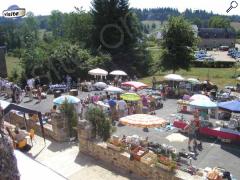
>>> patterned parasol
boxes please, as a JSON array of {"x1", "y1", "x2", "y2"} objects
[{"x1": 119, "y1": 114, "x2": 166, "y2": 128}]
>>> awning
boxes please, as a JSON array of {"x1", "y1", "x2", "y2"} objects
[
  {"x1": 218, "y1": 100, "x2": 240, "y2": 113},
  {"x1": 3, "y1": 103, "x2": 46, "y2": 143}
]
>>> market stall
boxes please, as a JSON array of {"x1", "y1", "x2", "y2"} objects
[
  {"x1": 88, "y1": 68, "x2": 108, "y2": 80},
  {"x1": 163, "y1": 74, "x2": 185, "y2": 97},
  {"x1": 48, "y1": 84, "x2": 69, "y2": 93},
  {"x1": 177, "y1": 99, "x2": 191, "y2": 113},
  {"x1": 173, "y1": 98, "x2": 240, "y2": 142},
  {"x1": 187, "y1": 78, "x2": 201, "y2": 92}
]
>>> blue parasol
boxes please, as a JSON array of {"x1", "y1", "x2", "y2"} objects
[
  {"x1": 218, "y1": 100, "x2": 240, "y2": 113},
  {"x1": 53, "y1": 95, "x2": 80, "y2": 105}
]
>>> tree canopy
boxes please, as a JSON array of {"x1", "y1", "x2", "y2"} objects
[
  {"x1": 159, "y1": 16, "x2": 197, "y2": 73},
  {"x1": 91, "y1": 0, "x2": 150, "y2": 76},
  {"x1": 209, "y1": 16, "x2": 231, "y2": 28}
]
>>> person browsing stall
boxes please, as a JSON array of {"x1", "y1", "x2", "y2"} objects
[{"x1": 117, "y1": 97, "x2": 127, "y2": 118}]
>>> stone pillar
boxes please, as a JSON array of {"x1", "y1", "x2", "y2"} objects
[
  {"x1": 51, "y1": 112, "x2": 70, "y2": 141},
  {"x1": 0, "y1": 46, "x2": 7, "y2": 78},
  {"x1": 77, "y1": 119, "x2": 94, "y2": 153}
]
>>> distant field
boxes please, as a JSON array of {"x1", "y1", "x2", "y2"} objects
[
  {"x1": 147, "y1": 46, "x2": 162, "y2": 62},
  {"x1": 140, "y1": 67, "x2": 237, "y2": 88},
  {"x1": 5, "y1": 56, "x2": 22, "y2": 77}
]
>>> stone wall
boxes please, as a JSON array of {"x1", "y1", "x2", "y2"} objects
[
  {"x1": 0, "y1": 46, "x2": 7, "y2": 78},
  {"x1": 51, "y1": 112, "x2": 70, "y2": 141},
  {"x1": 6, "y1": 112, "x2": 70, "y2": 141},
  {"x1": 78, "y1": 120, "x2": 201, "y2": 180}
]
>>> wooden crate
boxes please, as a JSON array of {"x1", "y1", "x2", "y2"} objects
[
  {"x1": 107, "y1": 143, "x2": 122, "y2": 152},
  {"x1": 141, "y1": 151, "x2": 158, "y2": 165},
  {"x1": 131, "y1": 146, "x2": 149, "y2": 161}
]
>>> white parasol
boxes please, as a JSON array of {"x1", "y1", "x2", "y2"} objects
[
  {"x1": 110, "y1": 70, "x2": 127, "y2": 76},
  {"x1": 164, "y1": 74, "x2": 184, "y2": 81},
  {"x1": 103, "y1": 86, "x2": 124, "y2": 93},
  {"x1": 88, "y1": 68, "x2": 108, "y2": 76},
  {"x1": 93, "y1": 82, "x2": 108, "y2": 88}
]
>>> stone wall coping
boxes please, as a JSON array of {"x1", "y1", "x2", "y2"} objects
[{"x1": 85, "y1": 140, "x2": 203, "y2": 180}]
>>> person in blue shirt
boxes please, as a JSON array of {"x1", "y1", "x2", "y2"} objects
[{"x1": 107, "y1": 95, "x2": 117, "y2": 121}]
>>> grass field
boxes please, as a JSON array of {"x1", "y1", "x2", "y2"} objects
[
  {"x1": 140, "y1": 67, "x2": 238, "y2": 88},
  {"x1": 5, "y1": 56, "x2": 22, "y2": 77}
]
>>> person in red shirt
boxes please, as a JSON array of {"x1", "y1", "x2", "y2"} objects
[{"x1": 193, "y1": 110, "x2": 202, "y2": 149}]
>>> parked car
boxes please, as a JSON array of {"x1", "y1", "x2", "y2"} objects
[{"x1": 219, "y1": 46, "x2": 229, "y2": 51}]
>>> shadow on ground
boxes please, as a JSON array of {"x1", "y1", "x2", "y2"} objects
[
  {"x1": 74, "y1": 152, "x2": 144, "y2": 180},
  {"x1": 47, "y1": 139, "x2": 78, "y2": 152}
]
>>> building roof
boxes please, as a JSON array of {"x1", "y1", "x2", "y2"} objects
[{"x1": 198, "y1": 28, "x2": 236, "y2": 39}]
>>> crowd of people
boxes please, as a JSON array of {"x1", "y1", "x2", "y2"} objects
[
  {"x1": 73, "y1": 91, "x2": 163, "y2": 123},
  {"x1": 0, "y1": 77, "x2": 22, "y2": 103}
]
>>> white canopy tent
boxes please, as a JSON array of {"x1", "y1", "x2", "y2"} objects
[{"x1": 88, "y1": 68, "x2": 108, "y2": 79}]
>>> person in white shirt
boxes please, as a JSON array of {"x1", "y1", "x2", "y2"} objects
[
  {"x1": 117, "y1": 98, "x2": 127, "y2": 118},
  {"x1": 27, "y1": 78, "x2": 35, "y2": 89},
  {"x1": 27, "y1": 78, "x2": 34, "y2": 101}
]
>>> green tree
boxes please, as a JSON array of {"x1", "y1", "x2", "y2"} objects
[
  {"x1": 209, "y1": 16, "x2": 230, "y2": 28},
  {"x1": 152, "y1": 23, "x2": 156, "y2": 29},
  {"x1": 91, "y1": 0, "x2": 150, "y2": 76},
  {"x1": 191, "y1": 17, "x2": 202, "y2": 27},
  {"x1": 48, "y1": 10, "x2": 64, "y2": 38},
  {"x1": 63, "y1": 8, "x2": 93, "y2": 48},
  {"x1": 160, "y1": 16, "x2": 197, "y2": 73}
]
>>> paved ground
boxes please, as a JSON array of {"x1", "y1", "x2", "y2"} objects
[
  {"x1": 1, "y1": 92, "x2": 240, "y2": 178},
  {"x1": 0, "y1": 91, "x2": 96, "y2": 113},
  {"x1": 26, "y1": 135, "x2": 143, "y2": 180},
  {"x1": 208, "y1": 51, "x2": 236, "y2": 62}
]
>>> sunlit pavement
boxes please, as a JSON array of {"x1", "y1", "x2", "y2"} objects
[{"x1": 26, "y1": 135, "x2": 143, "y2": 180}]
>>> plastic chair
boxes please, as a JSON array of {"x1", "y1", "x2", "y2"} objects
[
  {"x1": 18, "y1": 139, "x2": 27, "y2": 149},
  {"x1": 26, "y1": 129, "x2": 35, "y2": 146},
  {"x1": 30, "y1": 129, "x2": 35, "y2": 143}
]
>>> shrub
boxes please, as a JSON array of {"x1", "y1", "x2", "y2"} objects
[
  {"x1": 59, "y1": 100, "x2": 78, "y2": 138},
  {"x1": 86, "y1": 106, "x2": 113, "y2": 141}
]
